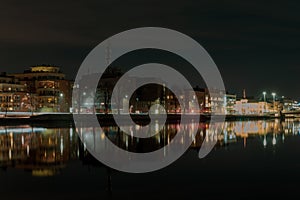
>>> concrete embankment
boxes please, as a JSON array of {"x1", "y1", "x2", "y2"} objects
[{"x1": 0, "y1": 113, "x2": 279, "y2": 126}]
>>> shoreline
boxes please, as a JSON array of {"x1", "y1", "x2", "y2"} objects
[{"x1": 0, "y1": 113, "x2": 287, "y2": 126}]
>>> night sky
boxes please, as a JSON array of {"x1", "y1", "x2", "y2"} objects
[{"x1": 1, "y1": 0, "x2": 300, "y2": 99}]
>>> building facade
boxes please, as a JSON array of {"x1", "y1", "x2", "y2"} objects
[
  {"x1": 0, "y1": 72, "x2": 29, "y2": 112},
  {"x1": 11, "y1": 66, "x2": 72, "y2": 112},
  {"x1": 224, "y1": 93, "x2": 237, "y2": 114},
  {"x1": 234, "y1": 98, "x2": 272, "y2": 115}
]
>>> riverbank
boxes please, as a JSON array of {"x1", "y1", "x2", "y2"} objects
[{"x1": 0, "y1": 113, "x2": 285, "y2": 126}]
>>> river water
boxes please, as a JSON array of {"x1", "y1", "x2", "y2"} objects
[{"x1": 0, "y1": 119, "x2": 300, "y2": 199}]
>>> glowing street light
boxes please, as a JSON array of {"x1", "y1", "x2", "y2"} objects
[
  {"x1": 271, "y1": 92, "x2": 276, "y2": 100},
  {"x1": 272, "y1": 92, "x2": 276, "y2": 112},
  {"x1": 262, "y1": 92, "x2": 267, "y2": 113},
  {"x1": 263, "y1": 91, "x2": 266, "y2": 102},
  {"x1": 272, "y1": 93, "x2": 276, "y2": 104},
  {"x1": 59, "y1": 93, "x2": 64, "y2": 112}
]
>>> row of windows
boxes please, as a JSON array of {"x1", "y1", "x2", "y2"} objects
[
  {"x1": 0, "y1": 96, "x2": 21, "y2": 102},
  {"x1": 37, "y1": 98, "x2": 58, "y2": 104},
  {"x1": 0, "y1": 88, "x2": 24, "y2": 92},
  {"x1": 22, "y1": 76, "x2": 64, "y2": 81},
  {"x1": 38, "y1": 91, "x2": 61, "y2": 96}
]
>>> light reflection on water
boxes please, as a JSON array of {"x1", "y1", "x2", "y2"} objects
[{"x1": 0, "y1": 119, "x2": 300, "y2": 176}]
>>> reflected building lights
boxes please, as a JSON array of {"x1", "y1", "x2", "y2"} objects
[
  {"x1": 60, "y1": 136, "x2": 64, "y2": 155},
  {"x1": 263, "y1": 135, "x2": 267, "y2": 147},
  {"x1": 26, "y1": 145, "x2": 30, "y2": 156},
  {"x1": 0, "y1": 119, "x2": 300, "y2": 177},
  {"x1": 272, "y1": 134, "x2": 276, "y2": 146},
  {"x1": 0, "y1": 126, "x2": 82, "y2": 176},
  {"x1": 9, "y1": 149, "x2": 12, "y2": 160}
]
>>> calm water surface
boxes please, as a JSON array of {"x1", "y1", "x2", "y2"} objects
[{"x1": 0, "y1": 119, "x2": 300, "y2": 200}]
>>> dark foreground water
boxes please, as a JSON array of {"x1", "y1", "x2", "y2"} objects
[{"x1": 0, "y1": 119, "x2": 300, "y2": 200}]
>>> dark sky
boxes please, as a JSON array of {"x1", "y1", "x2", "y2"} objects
[{"x1": 1, "y1": 0, "x2": 300, "y2": 99}]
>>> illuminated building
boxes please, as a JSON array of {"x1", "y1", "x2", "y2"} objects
[
  {"x1": 233, "y1": 89, "x2": 272, "y2": 115},
  {"x1": 224, "y1": 93, "x2": 237, "y2": 114},
  {"x1": 0, "y1": 72, "x2": 29, "y2": 112},
  {"x1": 234, "y1": 99, "x2": 272, "y2": 115},
  {"x1": 164, "y1": 87, "x2": 226, "y2": 114},
  {"x1": 133, "y1": 85, "x2": 205, "y2": 114},
  {"x1": 204, "y1": 88, "x2": 226, "y2": 114},
  {"x1": 11, "y1": 65, "x2": 72, "y2": 112},
  {"x1": 282, "y1": 98, "x2": 300, "y2": 112},
  {"x1": 73, "y1": 69, "x2": 128, "y2": 113},
  {"x1": 185, "y1": 87, "x2": 206, "y2": 113}
]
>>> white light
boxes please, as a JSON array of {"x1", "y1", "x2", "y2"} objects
[
  {"x1": 9, "y1": 149, "x2": 12, "y2": 160},
  {"x1": 70, "y1": 128, "x2": 73, "y2": 139},
  {"x1": 60, "y1": 137, "x2": 64, "y2": 155},
  {"x1": 27, "y1": 145, "x2": 30, "y2": 156},
  {"x1": 0, "y1": 127, "x2": 47, "y2": 134},
  {"x1": 272, "y1": 135, "x2": 276, "y2": 146}
]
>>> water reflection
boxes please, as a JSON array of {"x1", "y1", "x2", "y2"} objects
[
  {"x1": 1, "y1": 119, "x2": 300, "y2": 176},
  {"x1": 221, "y1": 119, "x2": 300, "y2": 148},
  {"x1": 0, "y1": 126, "x2": 79, "y2": 176}
]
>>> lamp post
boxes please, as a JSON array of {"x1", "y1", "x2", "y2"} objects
[
  {"x1": 272, "y1": 92, "x2": 276, "y2": 112},
  {"x1": 263, "y1": 91, "x2": 267, "y2": 114},
  {"x1": 59, "y1": 93, "x2": 63, "y2": 112},
  {"x1": 263, "y1": 91, "x2": 266, "y2": 102},
  {"x1": 82, "y1": 91, "x2": 86, "y2": 113}
]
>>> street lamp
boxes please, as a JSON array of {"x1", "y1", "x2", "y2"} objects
[
  {"x1": 272, "y1": 92, "x2": 276, "y2": 112},
  {"x1": 263, "y1": 92, "x2": 267, "y2": 113},
  {"x1": 59, "y1": 93, "x2": 64, "y2": 112},
  {"x1": 271, "y1": 92, "x2": 276, "y2": 100},
  {"x1": 263, "y1": 91, "x2": 266, "y2": 102}
]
